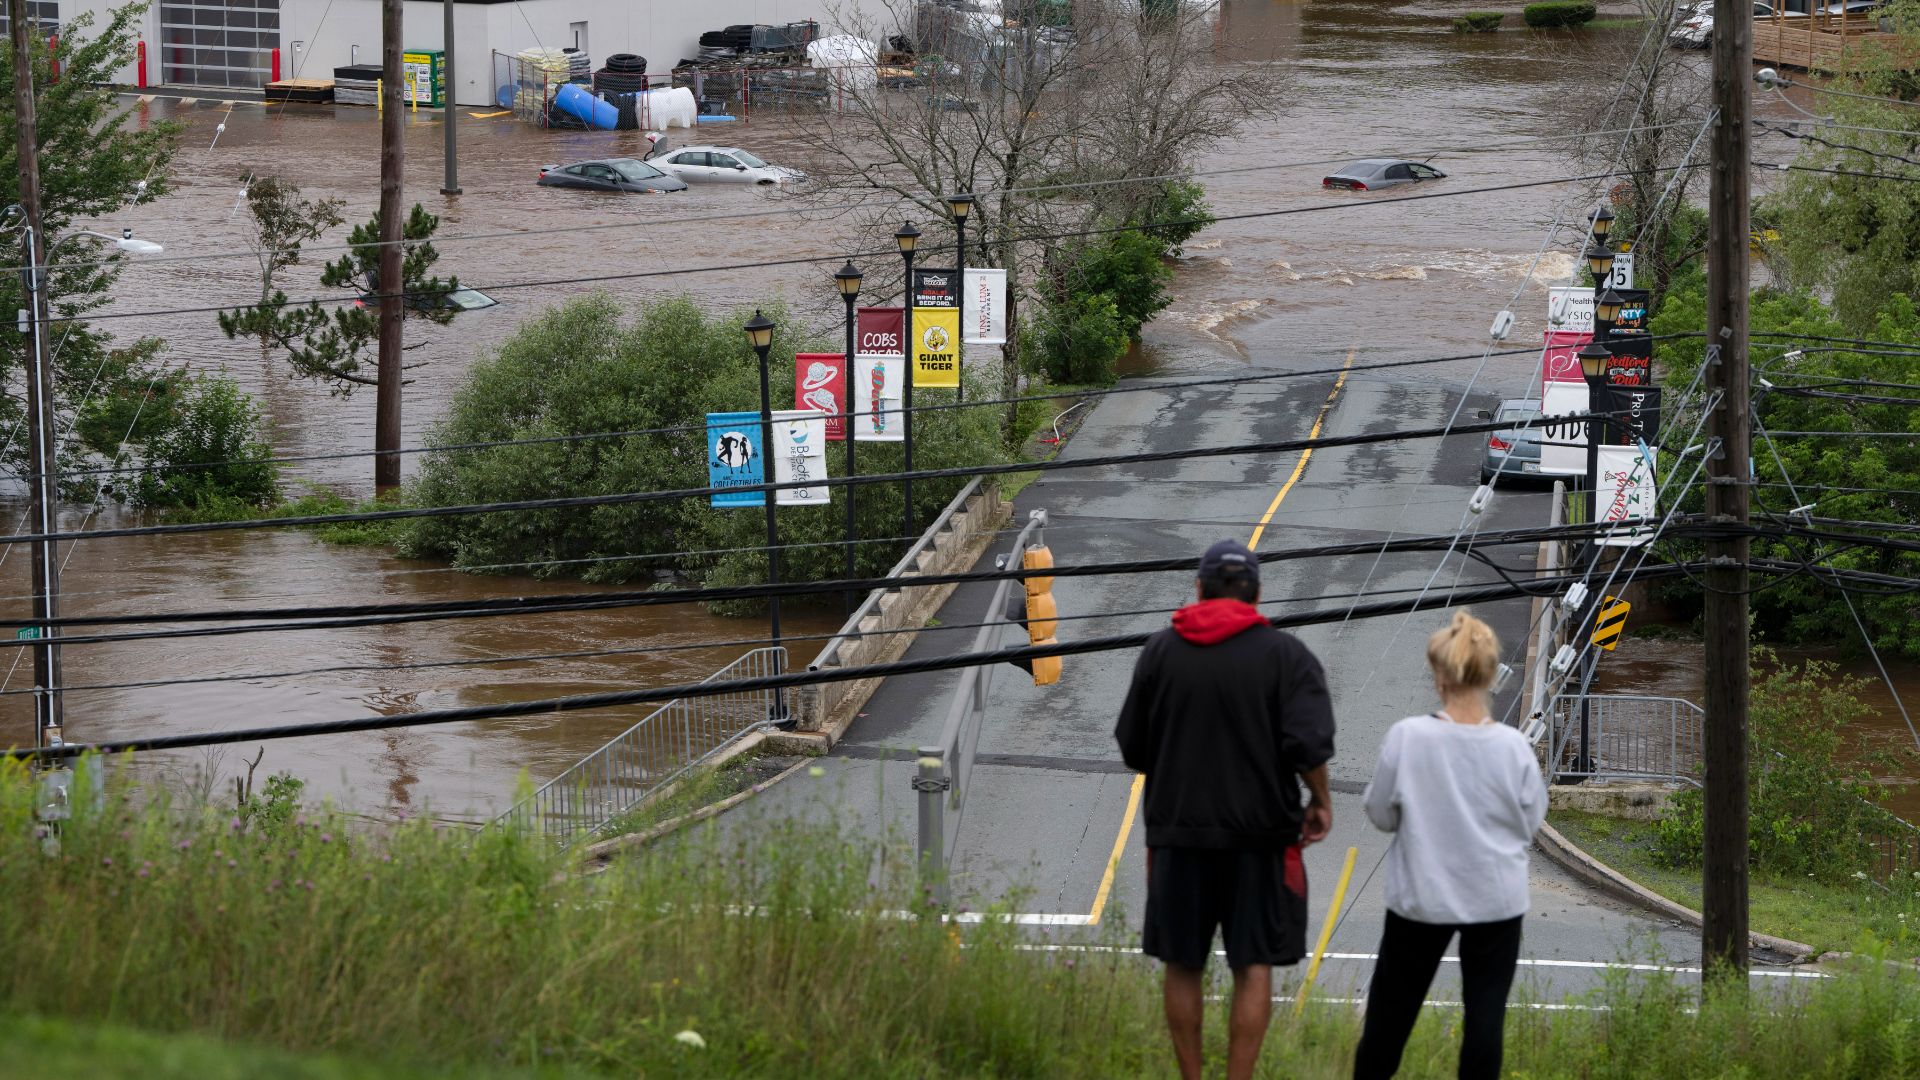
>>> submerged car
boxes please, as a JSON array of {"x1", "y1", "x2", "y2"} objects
[
  {"x1": 536, "y1": 158, "x2": 688, "y2": 193},
  {"x1": 1321, "y1": 159, "x2": 1446, "y2": 192},
  {"x1": 1670, "y1": 1, "x2": 1776, "y2": 46},
  {"x1": 355, "y1": 284, "x2": 499, "y2": 313},
  {"x1": 1480, "y1": 398, "x2": 1545, "y2": 484},
  {"x1": 652, "y1": 146, "x2": 805, "y2": 185}
]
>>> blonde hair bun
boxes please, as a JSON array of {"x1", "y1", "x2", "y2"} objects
[{"x1": 1427, "y1": 610, "x2": 1500, "y2": 691}]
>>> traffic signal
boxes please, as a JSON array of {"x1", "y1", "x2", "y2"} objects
[{"x1": 1022, "y1": 543, "x2": 1059, "y2": 686}]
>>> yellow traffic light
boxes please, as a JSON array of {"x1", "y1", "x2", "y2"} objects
[{"x1": 1024, "y1": 544, "x2": 1060, "y2": 685}]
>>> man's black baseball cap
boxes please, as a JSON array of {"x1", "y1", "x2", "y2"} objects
[{"x1": 1197, "y1": 539, "x2": 1259, "y2": 585}]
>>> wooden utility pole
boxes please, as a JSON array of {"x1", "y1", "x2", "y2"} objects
[
  {"x1": 10, "y1": 0, "x2": 66, "y2": 746},
  {"x1": 1702, "y1": 0, "x2": 1752, "y2": 979},
  {"x1": 375, "y1": 0, "x2": 405, "y2": 492},
  {"x1": 440, "y1": 0, "x2": 460, "y2": 196}
]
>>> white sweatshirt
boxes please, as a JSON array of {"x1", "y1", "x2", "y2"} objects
[{"x1": 1362, "y1": 714, "x2": 1549, "y2": 925}]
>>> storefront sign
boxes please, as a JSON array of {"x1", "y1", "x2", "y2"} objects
[
  {"x1": 706, "y1": 411, "x2": 765, "y2": 507},
  {"x1": 793, "y1": 353, "x2": 847, "y2": 440},
  {"x1": 770, "y1": 409, "x2": 830, "y2": 505}
]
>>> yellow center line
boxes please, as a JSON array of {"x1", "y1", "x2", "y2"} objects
[{"x1": 1087, "y1": 348, "x2": 1355, "y2": 925}]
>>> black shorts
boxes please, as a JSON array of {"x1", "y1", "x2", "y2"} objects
[{"x1": 1142, "y1": 845, "x2": 1308, "y2": 970}]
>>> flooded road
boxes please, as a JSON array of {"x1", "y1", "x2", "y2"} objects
[{"x1": 2, "y1": 1, "x2": 1863, "y2": 820}]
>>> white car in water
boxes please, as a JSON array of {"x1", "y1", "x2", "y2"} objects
[{"x1": 652, "y1": 145, "x2": 806, "y2": 185}]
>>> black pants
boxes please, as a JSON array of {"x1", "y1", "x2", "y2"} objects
[{"x1": 1352, "y1": 910, "x2": 1524, "y2": 1080}]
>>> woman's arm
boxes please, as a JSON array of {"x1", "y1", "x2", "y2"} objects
[{"x1": 1361, "y1": 723, "x2": 1402, "y2": 832}]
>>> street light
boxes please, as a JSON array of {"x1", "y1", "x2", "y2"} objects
[
  {"x1": 895, "y1": 221, "x2": 921, "y2": 540},
  {"x1": 1588, "y1": 203, "x2": 1615, "y2": 242},
  {"x1": 1574, "y1": 338, "x2": 1613, "y2": 780},
  {"x1": 1583, "y1": 242, "x2": 1616, "y2": 289},
  {"x1": 833, "y1": 260, "x2": 863, "y2": 614},
  {"x1": 946, "y1": 195, "x2": 972, "y2": 405},
  {"x1": 1595, "y1": 288, "x2": 1625, "y2": 328},
  {"x1": 1, "y1": 208, "x2": 165, "y2": 750},
  {"x1": 743, "y1": 309, "x2": 791, "y2": 728}
]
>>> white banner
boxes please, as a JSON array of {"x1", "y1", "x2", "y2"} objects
[
  {"x1": 1596, "y1": 444, "x2": 1658, "y2": 547},
  {"x1": 771, "y1": 410, "x2": 830, "y2": 506},
  {"x1": 1539, "y1": 380, "x2": 1589, "y2": 476},
  {"x1": 852, "y1": 353, "x2": 904, "y2": 442},
  {"x1": 962, "y1": 268, "x2": 1007, "y2": 345},
  {"x1": 1547, "y1": 286, "x2": 1594, "y2": 334},
  {"x1": 1606, "y1": 251, "x2": 1635, "y2": 290}
]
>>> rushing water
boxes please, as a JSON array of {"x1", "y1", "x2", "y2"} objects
[{"x1": 0, "y1": 2, "x2": 1871, "y2": 821}]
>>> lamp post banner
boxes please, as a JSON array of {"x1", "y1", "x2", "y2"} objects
[
  {"x1": 706, "y1": 411, "x2": 766, "y2": 507},
  {"x1": 912, "y1": 305, "x2": 961, "y2": 388},
  {"x1": 1598, "y1": 384, "x2": 1661, "y2": 446},
  {"x1": 1596, "y1": 444, "x2": 1659, "y2": 547},
  {"x1": 1547, "y1": 287, "x2": 1595, "y2": 334},
  {"x1": 856, "y1": 307, "x2": 904, "y2": 357},
  {"x1": 911, "y1": 267, "x2": 958, "y2": 308},
  {"x1": 1601, "y1": 287, "x2": 1652, "y2": 365},
  {"x1": 1540, "y1": 329, "x2": 1593, "y2": 391},
  {"x1": 771, "y1": 409, "x2": 830, "y2": 505},
  {"x1": 1539, "y1": 381, "x2": 1589, "y2": 476},
  {"x1": 794, "y1": 352, "x2": 847, "y2": 440},
  {"x1": 852, "y1": 353, "x2": 905, "y2": 442},
  {"x1": 963, "y1": 268, "x2": 1007, "y2": 344}
]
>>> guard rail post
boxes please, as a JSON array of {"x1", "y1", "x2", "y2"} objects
[{"x1": 914, "y1": 747, "x2": 949, "y2": 908}]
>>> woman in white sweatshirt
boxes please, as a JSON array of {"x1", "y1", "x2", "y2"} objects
[{"x1": 1352, "y1": 610, "x2": 1548, "y2": 1080}]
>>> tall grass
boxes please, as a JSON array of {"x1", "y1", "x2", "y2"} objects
[{"x1": 1, "y1": 758, "x2": 1917, "y2": 1077}]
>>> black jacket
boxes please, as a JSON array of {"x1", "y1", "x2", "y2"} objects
[{"x1": 1114, "y1": 617, "x2": 1335, "y2": 851}]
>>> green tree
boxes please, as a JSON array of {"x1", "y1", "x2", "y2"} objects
[
  {"x1": 1030, "y1": 293, "x2": 1130, "y2": 386},
  {"x1": 237, "y1": 174, "x2": 346, "y2": 304},
  {"x1": 130, "y1": 374, "x2": 279, "y2": 513},
  {"x1": 219, "y1": 203, "x2": 457, "y2": 395},
  {"x1": 399, "y1": 293, "x2": 1001, "y2": 606},
  {"x1": 0, "y1": 4, "x2": 182, "y2": 479}
]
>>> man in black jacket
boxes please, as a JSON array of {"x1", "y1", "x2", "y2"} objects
[{"x1": 1115, "y1": 539, "x2": 1335, "y2": 1080}]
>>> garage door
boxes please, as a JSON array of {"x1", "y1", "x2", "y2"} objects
[{"x1": 159, "y1": 0, "x2": 281, "y2": 89}]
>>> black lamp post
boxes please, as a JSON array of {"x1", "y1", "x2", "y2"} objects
[
  {"x1": 833, "y1": 260, "x2": 864, "y2": 615},
  {"x1": 946, "y1": 194, "x2": 973, "y2": 404},
  {"x1": 1574, "y1": 338, "x2": 1613, "y2": 779},
  {"x1": 896, "y1": 221, "x2": 921, "y2": 539},
  {"x1": 744, "y1": 309, "x2": 791, "y2": 727}
]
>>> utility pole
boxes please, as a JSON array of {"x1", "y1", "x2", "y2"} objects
[
  {"x1": 440, "y1": 0, "x2": 460, "y2": 196},
  {"x1": 10, "y1": 0, "x2": 65, "y2": 748},
  {"x1": 376, "y1": 0, "x2": 405, "y2": 492},
  {"x1": 1703, "y1": 0, "x2": 1752, "y2": 980}
]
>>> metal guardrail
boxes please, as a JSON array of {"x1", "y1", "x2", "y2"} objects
[
  {"x1": 1546, "y1": 693, "x2": 1704, "y2": 785},
  {"x1": 809, "y1": 476, "x2": 985, "y2": 673},
  {"x1": 492, "y1": 646, "x2": 786, "y2": 841},
  {"x1": 914, "y1": 508, "x2": 1048, "y2": 906}
]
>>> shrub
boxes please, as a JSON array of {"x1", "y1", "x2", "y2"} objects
[
  {"x1": 129, "y1": 374, "x2": 279, "y2": 511},
  {"x1": 1653, "y1": 655, "x2": 1913, "y2": 882},
  {"x1": 1523, "y1": 0, "x2": 1596, "y2": 26},
  {"x1": 1139, "y1": 179, "x2": 1215, "y2": 254},
  {"x1": 398, "y1": 292, "x2": 1002, "y2": 603},
  {"x1": 1032, "y1": 293, "x2": 1130, "y2": 386},
  {"x1": 1454, "y1": 10, "x2": 1505, "y2": 30}
]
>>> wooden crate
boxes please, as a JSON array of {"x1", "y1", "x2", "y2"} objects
[{"x1": 265, "y1": 78, "x2": 334, "y2": 104}]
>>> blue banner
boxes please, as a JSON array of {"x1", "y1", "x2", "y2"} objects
[{"x1": 707, "y1": 411, "x2": 765, "y2": 508}]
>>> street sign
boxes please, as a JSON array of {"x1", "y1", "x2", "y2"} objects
[
  {"x1": 1605, "y1": 251, "x2": 1635, "y2": 290},
  {"x1": 1591, "y1": 596, "x2": 1631, "y2": 651},
  {"x1": 706, "y1": 411, "x2": 765, "y2": 508},
  {"x1": 14, "y1": 626, "x2": 38, "y2": 640}
]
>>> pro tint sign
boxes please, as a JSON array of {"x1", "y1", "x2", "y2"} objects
[{"x1": 856, "y1": 307, "x2": 904, "y2": 357}]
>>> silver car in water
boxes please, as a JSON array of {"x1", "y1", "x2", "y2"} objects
[
  {"x1": 1321, "y1": 158, "x2": 1446, "y2": 192},
  {"x1": 1480, "y1": 398, "x2": 1545, "y2": 484}
]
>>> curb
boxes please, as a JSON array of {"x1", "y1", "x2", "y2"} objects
[
  {"x1": 579, "y1": 754, "x2": 814, "y2": 867},
  {"x1": 1534, "y1": 822, "x2": 1818, "y2": 961}
]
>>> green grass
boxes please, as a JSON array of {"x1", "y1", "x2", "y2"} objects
[
  {"x1": 1588, "y1": 16, "x2": 1647, "y2": 27},
  {"x1": 6, "y1": 761, "x2": 1920, "y2": 1077},
  {"x1": 1553, "y1": 809, "x2": 1920, "y2": 953},
  {"x1": 155, "y1": 488, "x2": 406, "y2": 547},
  {"x1": 1001, "y1": 381, "x2": 1100, "y2": 500}
]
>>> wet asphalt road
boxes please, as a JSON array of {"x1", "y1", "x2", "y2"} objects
[{"x1": 729, "y1": 351, "x2": 1791, "y2": 1003}]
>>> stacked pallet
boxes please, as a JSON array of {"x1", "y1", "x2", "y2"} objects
[
  {"x1": 265, "y1": 78, "x2": 333, "y2": 104},
  {"x1": 333, "y1": 64, "x2": 381, "y2": 106},
  {"x1": 513, "y1": 46, "x2": 574, "y2": 113}
]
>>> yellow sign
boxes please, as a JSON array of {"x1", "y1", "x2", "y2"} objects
[
  {"x1": 913, "y1": 306, "x2": 960, "y2": 389},
  {"x1": 1591, "y1": 596, "x2": 1631, "y2": 651}
]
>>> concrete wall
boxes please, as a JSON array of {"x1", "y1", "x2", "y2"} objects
[{"x1": 60, "y1": 0, "x2": 889, "y2": 106}]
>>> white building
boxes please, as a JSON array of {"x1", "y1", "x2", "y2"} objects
[{"x1": 47, "y1": 0, "x2": 871, "y2": 107}]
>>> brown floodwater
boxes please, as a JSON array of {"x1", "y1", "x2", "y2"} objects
[{"x1": 2, "y1": 1, "x2": 1858, "y2": 821}]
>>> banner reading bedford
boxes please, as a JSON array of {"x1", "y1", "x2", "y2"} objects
[
  {"x1": 771, "y1": 409, "x2": 830, "y2": 505},
  {"x1": 706, "y1": 411, "x2": 764, "y2": 507},
  {"x1": 794, "y1": 353, "x2": 847, "y2": 440},
  {"x1": 963, "y1": 268, "x2": 1007, "y2": 344},
  {"x1": 853, "y1": 353, "x2": 904, "y2": 442}
]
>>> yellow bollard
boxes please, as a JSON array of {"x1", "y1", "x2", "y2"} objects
[
  {"x1": 409, "y1": 71, "x2": 417, "y2": 112},
  {"x1": 376, "y1": 78, "x2": 382, "y2": 113},
  {"x1": 1293, "y1": 845, "x2": 1358, "y2": 1018}
]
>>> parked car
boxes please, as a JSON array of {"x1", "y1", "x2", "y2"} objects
[
  {"x1": 1670, "y1": 1, "x2": 1775, "y2": 46},
  {"x1": 1321, "y1": 159, "x2": 1446, "y2": 192},
  {"x1": 536, "y1": 158, "x2": 688, "y2": 193},
  {"x1": 652, "y1": 146, "x2": 806, "y2": 185},
  {"x1": 1480, "y1": 398, "x2": 1545, "y2": 484}
]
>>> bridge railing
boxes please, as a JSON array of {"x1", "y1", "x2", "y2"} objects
[{"x1": 1546, "y1": 692, "x2": 1704, "y2": 786}]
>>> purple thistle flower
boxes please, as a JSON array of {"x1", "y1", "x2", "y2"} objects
[
  {"x1": 176, "y1": 839, "x2": 192, "y2": 851},
  {"x1": 319, "y1": 833, "x2": 332, "y2": 844},
  {"x1": 101, "y1": 856, "x2": 112, "y2": 868}
]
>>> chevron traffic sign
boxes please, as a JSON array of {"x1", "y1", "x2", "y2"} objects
[{"x1": 1591, "y1": 596, "x2": 1631, "y2": 651}]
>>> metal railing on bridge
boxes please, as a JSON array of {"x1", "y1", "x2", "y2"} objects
[
  {"x1": 914, "y1": 508, "x2": 1048, "y2": 906},
  {"x1": 492, "y1": 646, "x2": 786, "y2": 842},
  {"x1": 1545, "y1": 693, "x2": 1704, "y2": 786}
]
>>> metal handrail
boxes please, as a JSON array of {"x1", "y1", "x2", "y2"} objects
[
  {"x1": 809, "y1": 476, "x2": 985, "y2": 672},
  {"x1": 1545, "y1": 692, "x2": 1705, "y2": 786},
  {"x1": 914, "y1": 508, "x2": 1048, "y2": 906},
  {"x1": 492, "y1": 646, "x2": 786, "y2": 841}
]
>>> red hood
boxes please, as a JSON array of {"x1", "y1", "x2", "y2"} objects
[{"x1": 1171, "y1": 599, "x2": 1268, "y2": 646}]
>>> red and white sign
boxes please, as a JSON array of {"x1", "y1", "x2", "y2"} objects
[
  {"x1": 1596, "y1": 445, "x2": 1659, "y2": 547},
  {"x1": 793, "y1": 352, "x2": 847, "y2": 441},
  {"x1": 1540, "y1": 329, "x2": 1592, "y2": 394},
  {"x1": 856, "y1": 307, "x2": 904, "y2": 358},
  {"x1": 962, "y1": 268, "x2": 1007, "y2": 345}
]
